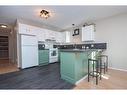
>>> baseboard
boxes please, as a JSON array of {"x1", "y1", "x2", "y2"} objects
[
  {"x1": 109, "y1": 67, "x2": 127, "y2": 72},
  {"x1": 75, "y1": 75, "x2": 88, "y2": 85}
]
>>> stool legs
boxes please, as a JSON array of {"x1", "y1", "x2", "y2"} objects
[
  {"x1": 100, "y1": 59, "x2": 102, "y2": 80},
  {"x1": 96, "y1": 75, "x2": 98, "y2": 85},
  {"x1": 88, "y1": 59, "x2": 90, "y2": 82},
  {"x1": 104, "y1": 62, "x2": 106, "y2": 74},
  {"x1": 93, "y1": 61, "x2": 94, "y2": 78},
  {"x1": 88, "y1": 59, "x2": 101, "y2": 85},
  {"x1": 99, "y1": 55, "x2": 108, "y2": 74},
  {"x1": 96, "y1": 61, "x2": 98, "y2": 85},
  {"x1": 106, "y1": 56, "x2": 108, "y2": 72}
]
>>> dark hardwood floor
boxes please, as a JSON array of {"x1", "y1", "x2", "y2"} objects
[{"x1": 0, "y1": 63, "x2": 75, "y2": 89}]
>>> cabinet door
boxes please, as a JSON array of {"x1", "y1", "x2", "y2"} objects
[
  {"x1": 58, "y1": 31, "x2": 70, "y2": 43},
  {"x1": 47, "y1": 30, "x2": 51, "y2": 39},
  {"x1": 82, "y1": 25, "x2": 95, "y2": 41},
  {"x1": 21, "y1": 46, "x2": 38, "y2": 68},
  {"x1": 28, "y1": 25, "x2": 37, "y2": 35},
  {"x1": 65, "y1": 31, "x2": 71, "y2": 43},
  {"x1": 55, "y1": 32, "x2": 61, "y2": 42},
  {"x1": 51, "y1": 31, "x2": 56, "y2": 41},
  {"x1": 55, "y1": 32, "x2": 59, "y2": 42},
  {"x1": 48, "y1": 30, "x2": 56, "y2": 40},
  {"x1": 36, "y1": 29, "x2": 41, "y2": 41},
  {"x1": 61, "y1": 32, "x2": 66, "y2": 43},
  {"x1": 18, "y1": 23, "x2": 36, "y2": 35},
  {"x1": 39, "y1": 50, "x2": 49, "y2": 65},
  {"x1": 45, "y1": 30, "x2": 57, "y2": 41},
  {"x1": 41, "y1": 29, "x2": 46, "y2": 41},
  {"x1": 18, "y1": 23, "x2": 27, "y2": 34},
  {"x1": 36, "y1": 28, "x2": 45, "y2": 41},
  {"x1": 21, "y1": 35, "x2": 37, "y2": 46},
  {"x1": 45, "y1": 29, "x2": 50, "y2": 39}
]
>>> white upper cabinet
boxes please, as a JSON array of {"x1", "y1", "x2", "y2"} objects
[
  {"x1": 44, "y1": 29, "x2": 49, "y2": 40},
  {"x1": 55, "y1": 32, "x2": 66, "y2": 43},
  {"x1": 49, "y1": 30, "x2": 56, "y2": 40},
  {"x1": 81, "y1": 25, "x2": 95, "y2": 41},
  {"x1": 55, "y1": 31, "x2": 71, "y2": 43},
  {"x1": 36, "y1": 28, "x2": 45, "y2": 41},
  {"x1": 18, "y1": 23, "x2": 36, "y2": 35},
  {"x1": 45, "y1": 29, "x2": 55, "y2": 40},
  {"x1": 65, "y1": 31, "x2": 71, "y2": 43},
  {"x1": 18, "y1": 23, "x2": 46, "y2": 41},
  {"x1": 61, "y1": 32, "x2": 66, "y2": 43},
  {"x1": 18, "y1": 23, "x2": 70, "y2": 43},
  {"x1": 55, "y1": 32, "x2": 62, "y2": 43},
  {"x1": 45, "y1": 30, "x2": 60, "y2": 42}
]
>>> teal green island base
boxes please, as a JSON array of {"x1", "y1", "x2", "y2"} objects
[{"x1": 60, "y1": 49, "x2": 94, "y2": 84}]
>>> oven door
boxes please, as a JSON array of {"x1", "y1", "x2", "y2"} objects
[
  {"x1": 49, "y1": 49, "x2": 58, "y2": 63},
  {"x1": 50, "y1": 49, "x2": 58, "y2": 58}
]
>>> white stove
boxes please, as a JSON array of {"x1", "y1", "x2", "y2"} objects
[{"x1": 49, "y1": 48, "x2": 58, "y2": 63}]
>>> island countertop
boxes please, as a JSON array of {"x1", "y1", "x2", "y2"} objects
[{"x1": 60, "y1": 49, "x2": 101, "y2": 52}]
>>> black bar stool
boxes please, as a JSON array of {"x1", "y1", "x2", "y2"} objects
[
  {"x1": 98, "y1": 55, "x2": 108, "y2": 74},
  {"x1": 88, "y1": 58, "x2": 102, "y2": 85}
]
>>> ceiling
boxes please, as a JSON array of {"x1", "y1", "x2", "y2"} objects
[{"x1": 0, "y1": 6, "x2": 127, "y2": 31}]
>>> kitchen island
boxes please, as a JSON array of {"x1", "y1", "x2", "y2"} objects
[{"x1": 60, "y1": 49, "x2": 97, "y2": 84}]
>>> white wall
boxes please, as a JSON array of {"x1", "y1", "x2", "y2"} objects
[
  {"x1": 95, "y1": 13, "x2": 127, "y2": 70},
  {"x1": 70, "y1": 13, "x2": 127, "y2": 70}
]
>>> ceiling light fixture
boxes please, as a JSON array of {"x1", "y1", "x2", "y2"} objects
[
  {"x1": 40, "y1": 10, "x2": 50, "y2": 19},
  {"x1": 0, "y1": 24, "x2": 7, "y2": 28}
]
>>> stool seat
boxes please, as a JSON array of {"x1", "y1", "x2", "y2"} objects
[{"x1": 89, "y1": 71, "x2": 100, "y2": 77}]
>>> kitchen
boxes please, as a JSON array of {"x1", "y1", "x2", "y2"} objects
[{"x1": 0, "y1": 6, "x2": 127, "y2": 89}]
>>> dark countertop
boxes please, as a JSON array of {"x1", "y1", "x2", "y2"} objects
[
  {"x1": 60, "y1": 49, "x2": 100, "y2": 52},
  {"x1": 38, "y1": 49, "x2": 49, "y2": 50}
]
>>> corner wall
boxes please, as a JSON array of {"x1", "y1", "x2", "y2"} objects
[{"x1": 95, "y1": 13, "x2": 127, "y2": 70}]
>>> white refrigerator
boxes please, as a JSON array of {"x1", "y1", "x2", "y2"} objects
[{"x1": 20, "y1": 34, "x2": 38, "y2": 69}]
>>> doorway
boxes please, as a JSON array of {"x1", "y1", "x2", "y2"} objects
[{"x1": 0, "y1": 29, "x2": 19, "y2": 74}]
